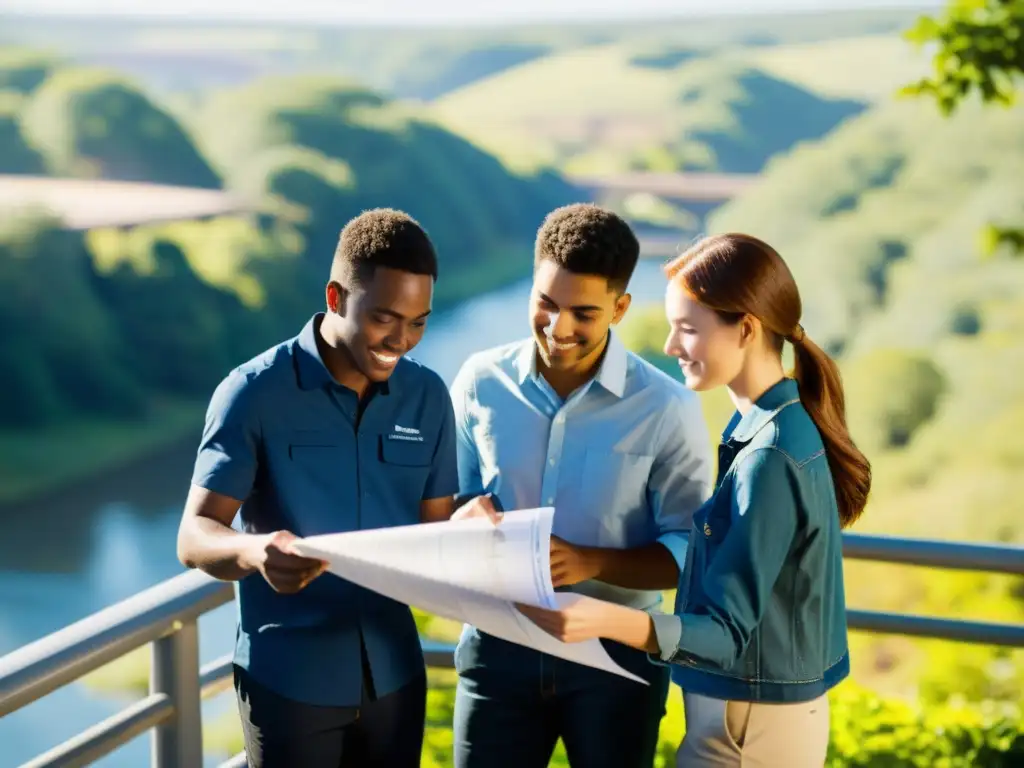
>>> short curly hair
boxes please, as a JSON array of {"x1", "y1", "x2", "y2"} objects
[
  {"x1": 332, "y1": 208, "x2": 437, "y2": 288},
  {"x1": 534, "y1": 203, "x2": 639, "y2": 293}
]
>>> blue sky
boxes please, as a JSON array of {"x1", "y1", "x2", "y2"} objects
[{"x1": 0, "y1": 0, "x2": 942, "y2": 25}]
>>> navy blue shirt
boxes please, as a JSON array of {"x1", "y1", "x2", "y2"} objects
[{"x1": 191, "y1": 314, "x2": 459, "y2": 706}]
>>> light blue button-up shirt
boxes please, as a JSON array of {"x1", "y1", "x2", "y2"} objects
[{"x1": 451, "y1": 332, "x2": 713, "y2": 610}]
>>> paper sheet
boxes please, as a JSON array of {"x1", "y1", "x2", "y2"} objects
[{"x1": 292, "y1": 507, "x2": 647, "y2": 684}]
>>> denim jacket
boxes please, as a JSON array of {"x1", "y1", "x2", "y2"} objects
[{"x1": 649, "y1": 377, "x2": 850, "y2": 702}]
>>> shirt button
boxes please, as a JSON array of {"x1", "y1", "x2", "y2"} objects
[
  {"x1": 546, "y1": 496, "x2": 554, "y2": 504},
  {"x1": 548, "y1": 458, "x2": 555, "y2": 466},
  {"x1": 555, "y1": 415, "x2": 564, "y2": 423}
]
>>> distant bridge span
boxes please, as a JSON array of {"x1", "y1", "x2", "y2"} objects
[
  {"x1": 0, "y1": 175, "x2": 250, "y2": 231},
  {"x1": 568, "y1": 171, "x2": 759, "y2": 204}
]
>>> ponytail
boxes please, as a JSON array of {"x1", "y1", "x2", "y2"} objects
[{"x1": 790, "y1": 331, "x2": 871, "y2": 528}]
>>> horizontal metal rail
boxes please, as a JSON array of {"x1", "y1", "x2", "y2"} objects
[
  {"x1": 0, "y1": 569, "x2": 232, "y2": 718},
  {"x1": 842, "y1": 532, "x2": 1024, "y2": 575},
  {"x1": 23, "y1": 693, "x2": 173, "y2": 768},
  {"x1": 847, "y1": 609, "x2": 1024, "y2": 647},
  {"x1": 0, "y1": 531, "x2": 1021, "y2": 768}
]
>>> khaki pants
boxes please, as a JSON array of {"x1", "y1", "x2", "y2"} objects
[{"x1": 675, "y1": 692, "x2": 830, "y2": 767}]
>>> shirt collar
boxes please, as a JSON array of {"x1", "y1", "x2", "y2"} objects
[
  {"x1": 727, "y1": 377, "x2": 801, "y2": 443},
  {"x1": 294, "y1": 313, "x2": 392, "y2": 395},
  {"x1": 514, "y1": 331, "x2": 627, "y2": 399},
  {"x1": 593, "y1": 331, "x2": 627, "y2": 398}
]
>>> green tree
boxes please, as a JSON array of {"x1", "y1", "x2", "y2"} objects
[
  {"x1": 903, "y1": 0, "x2": 1024, "y2": 254},
  {"x1": 19, "y1": 68, "x2": 221, "y2": 188},
  {"x1": 0, "y1": 48, "x2": 59, "y2": 94},
  {"x1": 842, "y1": 349, "x2": 947, "y2": 451},
  {"x1": 0, "y1": 213, "x2": 145, "y2": 427},
  {"x1": 0, "y1": 93, "x2": 46, "y2": 174}
]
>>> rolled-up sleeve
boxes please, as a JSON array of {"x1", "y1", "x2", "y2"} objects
[
  {"x1": 649, "y1": 391, "x2": 713, "y2": 570},
  {"x1": 424, "y1": 384, "x2": 460, "y2": 500},
  {"x1": 191, "y1": 370, "x2": 260, "y2": 502},
  {"x1": 666, "y1": 448, "x2": 799, "y2": 669},
  {"x1": 450, "y1": 360, "x2": 484, "y2": 497}
]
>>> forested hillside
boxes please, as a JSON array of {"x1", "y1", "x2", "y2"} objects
[
  {"x1": 430, "y1": 46, "x2": 867, "y2": 174},
  {"x1": 618, "y1": 93, "x2": 1024, "y2": 705}
]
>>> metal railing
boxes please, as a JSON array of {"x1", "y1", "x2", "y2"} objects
[{"x1": 0, "y1": 532, "x2": 1022, "y2": 767}]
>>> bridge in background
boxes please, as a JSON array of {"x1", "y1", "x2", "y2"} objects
[
  {"x1": 1, "y1": 532, "x2": 1021, "y2": 768},
  {"x1": 568, "y1": 171, "x2": 759, "y2": 205},
  {"x1": 0, "y1": 175, "x2": 249, "y2": 231}
]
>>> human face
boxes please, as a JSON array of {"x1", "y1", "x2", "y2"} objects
[
  {"x1": 328, "y1": 267, "x2": 433, "y2": 383},
  {"x1": 663, "y1": 280, "x2": 746, "y2": 391},
  {"x1": 530, "y1": 260, "x2": 630, "y2": 373}
]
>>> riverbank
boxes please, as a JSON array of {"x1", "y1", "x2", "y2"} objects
[{"x1": 0, "y1": 396, "x2": 206, "y2": 509}]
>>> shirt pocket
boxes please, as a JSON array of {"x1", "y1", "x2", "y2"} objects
[
  {"x1": 580, "y1": 447, "x2": 655, "y2": 546},
  {"x1": 379, "y1": 435, "x2": 433, "y2": 496}
]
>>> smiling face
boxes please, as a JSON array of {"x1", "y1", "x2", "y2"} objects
[
  {"x1": 327, "y1": 266, "x2": 433, "y2": 384},
  {"x1": 529, "y1": 259, "x2": 630, "y2": 374},
  {"x1": 663, "y1": 280, "x2": 749, "y2": 392}
]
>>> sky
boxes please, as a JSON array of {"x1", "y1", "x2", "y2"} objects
[{"x1": 0, "y1": 0, "x2": 942, "y2": 26}]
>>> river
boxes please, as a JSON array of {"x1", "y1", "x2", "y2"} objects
[{"x1": 0, "y1": 259, "x2": 675, "y2": 766}]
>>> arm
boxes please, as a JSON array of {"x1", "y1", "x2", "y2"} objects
[
  {"x1": 552, "y1": 540, "x2": 678, "y2": 590},
  {"x1": 451, "y1": 359, "x2": 484, "y2": 498},
  {"x1": 177, "y1": 372, "x2": 324, "y2": 591},
  {"x1": 645, "y1": 390, "x2": 713, "y2": 581},
  {"x1": 654, "y1": 449, "x2": 799, "y2": 668},
  {"x1": 420, "y1": 383, "x2": 460, "y2": 524},
  {"x1": 178, "y1": 484, "x2": 255, "y2": 580},
  {"x1": 552, "y1": 391, "x2": 713, "y2": 590}
]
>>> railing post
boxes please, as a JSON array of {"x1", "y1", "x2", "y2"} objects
[{"x1": 151, "y1": 621, "x2": 203, "y2": 768}]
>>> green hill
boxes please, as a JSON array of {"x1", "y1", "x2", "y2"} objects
[
  {"x1": 619, "y1": 95, "x2": 1024, "y2": 704},
  {"x1": 0, "y1": 92, "x2": 44, "y2": 174},
  {"x1": 18, "y1": 67, "x2": 223, "y2": 188},
  {"x1": 430, "y1": 45, "x2": 866, "y2": 174},
  {"x1": 191, "y1": 74, "x2": 578, "y2": 306},
  {"x1": 736, "y1": 34, "x2": 932, "y2": 101},
  {"x1": 707, "y1": 98, "x2": 1024, "y2": 353}
]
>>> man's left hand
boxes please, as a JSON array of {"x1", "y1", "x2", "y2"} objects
[{"x1": 550, "y1": 535, "x2": 600, "y2": 587}]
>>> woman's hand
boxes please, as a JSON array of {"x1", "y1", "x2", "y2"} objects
[{"x1": 516, "y1": 595, "x2": 659, "y2": 652}]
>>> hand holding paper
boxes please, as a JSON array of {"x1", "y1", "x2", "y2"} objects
[{"x1": 290, "y1": 507, "x2": 647, "y2": 684}]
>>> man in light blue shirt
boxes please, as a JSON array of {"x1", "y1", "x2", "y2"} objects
[{"x1": 450, "y1": 204, "x2": 713, "y2": 768}]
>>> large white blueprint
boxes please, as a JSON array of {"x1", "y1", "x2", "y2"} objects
[{"x1": 291, "y1": 507, "x2": 646, "y2": 684}]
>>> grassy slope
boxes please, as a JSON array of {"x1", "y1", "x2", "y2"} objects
[
  {"x1": 0, "y1": 397, "x2": 205, "y2": 506},
  {"x1": 430, "y1": 42, "x2": 869, "y2": 175},
  {"x1": 737, "y1": 34, "x2": 932, "y2": 101}
]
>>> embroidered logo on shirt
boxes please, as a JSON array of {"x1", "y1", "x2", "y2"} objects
[{"x1": 389, "y1": 424, "x2": 424, "y2": 442}]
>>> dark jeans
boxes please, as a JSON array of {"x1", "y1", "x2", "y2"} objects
[
  {"x1": 233, "y1": 664, "x2": 426, "y2": 768},
  {"x1": 452, "y1": 631, "x2": 670, "y2": 768}
]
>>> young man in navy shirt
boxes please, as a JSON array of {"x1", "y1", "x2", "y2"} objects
[{"x1": 177, "y1": 209, "x2": 463, "y2": 768}]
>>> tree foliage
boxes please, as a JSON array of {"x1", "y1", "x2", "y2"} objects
[
  {"x1": 902, "y1": 0, "x2": 1024, "y2": 254},
  {"x1": 902, "y1": 0, "x2": 1024, "y2": 113},
  {"x1": 19, "y1": 68, "x2": 221, "y2": 187},
  {"x1": 842, "y1": 349, "x2": 947, "y2": 450}
]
